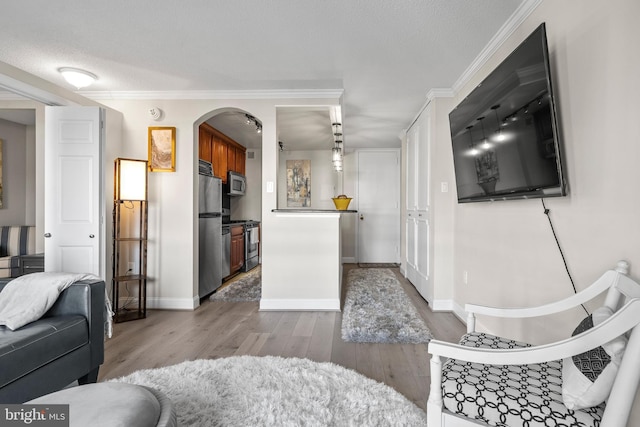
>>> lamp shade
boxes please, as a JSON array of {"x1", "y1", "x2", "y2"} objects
[{"x1": 115, "y1": 158, "x2": 148, "y2": 201}]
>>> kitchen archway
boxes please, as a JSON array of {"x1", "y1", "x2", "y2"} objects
[{"x1": 194, "y1": 108, "x2": 263, "y2": 300}]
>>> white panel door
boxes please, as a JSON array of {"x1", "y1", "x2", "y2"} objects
[
  {"x1": 406, "y1": 126, "x2": 418, "y2": 210},
  {"x1": 44, "y1": 106, "x2": 104, "y2": 276},
  {"x1": 357, "y1": 150, "x2": 400, "y2": 263}
]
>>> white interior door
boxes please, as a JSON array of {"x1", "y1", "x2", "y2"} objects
[
  {"x1": 44, "y1": 106, "x2": 104, "y2": 276},
  {"x1": 356, "y1": 150, "x2": 400, "y2": 263}
]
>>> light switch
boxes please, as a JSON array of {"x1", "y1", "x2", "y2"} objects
[
  {"x1": 441, "y1": 182, "x2": 448, "y2": 193},
  {"x1": 266, "y1": 181, "x2": 274, "y2": 193}
]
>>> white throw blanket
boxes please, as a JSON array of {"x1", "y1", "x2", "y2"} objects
[{"x1": 0, "y1": 272, "x2": 112, "y2": 334}]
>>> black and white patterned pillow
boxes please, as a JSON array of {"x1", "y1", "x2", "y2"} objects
[{"x1": 562, "y1": 306, "x2": 627, "y2": 409}]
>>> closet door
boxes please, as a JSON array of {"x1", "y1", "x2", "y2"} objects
[{"x1": 44, "y1": 106, "x2": 104, "y2": 276}]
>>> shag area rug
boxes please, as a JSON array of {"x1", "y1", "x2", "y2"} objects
[
  {"x1": 342, "y1": 268, "x2": 433, "y2": 343},
  {"x1": 209, "y1": 266, "x2": 261, "y2": 302},
  {"x1": 112, "y1": 356, "x2": 427, "y2": 426}
]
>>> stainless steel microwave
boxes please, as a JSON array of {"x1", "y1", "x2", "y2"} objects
[{"x1": 227, "y1": 171, "x2": 246, "y2": 196}]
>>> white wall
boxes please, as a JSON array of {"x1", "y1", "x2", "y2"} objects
[
  {"x1": 0, "y1": 118, "x2": 31, "y2": 226},
  {"x1": 449, "y1": 0, "x2": 640, "y2": 343},
  {"x1": 98, "y1": 96, "x2": 342, "y2": 310},
  {"x1": 425, "y1": 1, "x2": 640, "y2": 421}
]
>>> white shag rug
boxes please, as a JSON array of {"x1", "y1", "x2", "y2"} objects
[
  {"x1": 342, "y1": 268, "x2": 433, "y2": 344},
  {"x1": 111, "y1": 356, "x2": 427, "y2": 426}
]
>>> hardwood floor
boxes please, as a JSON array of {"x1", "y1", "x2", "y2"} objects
[{"x1": 99, "y1": 264, "x2": 466, "y2": 410}]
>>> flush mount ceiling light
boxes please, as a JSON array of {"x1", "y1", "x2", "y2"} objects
[{"x1": 58, "y1": 67, "x2": 97, "y2": 89}]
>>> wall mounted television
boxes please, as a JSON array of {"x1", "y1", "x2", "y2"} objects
[{"x1": 449, "y1": 23, "x2": 567, "y2": 203}]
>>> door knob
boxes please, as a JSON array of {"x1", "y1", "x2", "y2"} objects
[
  {"x1": 359, "y1": 214, "x2": 364, "y2": 221},
  {"x1": 89, "y1": 234, "x2": 95, "y2": 238},
  {"x1": 44, "y1": 233, "x2": 52, "y2": 238}
]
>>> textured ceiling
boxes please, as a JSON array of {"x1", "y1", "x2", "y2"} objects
[{"x1": 0, "y1": 0, "x2": 525, "y2": 149}]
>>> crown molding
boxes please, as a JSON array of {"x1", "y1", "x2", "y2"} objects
[
  {"x1": 81, "y1": 88, "x2": 344, "y2": 101},
  {"x1": 451, "y1": 0, "x2": 542, "y2": 94},
  {"x1": 426, "y1": 88, "x2": 455, "y2": 102}
]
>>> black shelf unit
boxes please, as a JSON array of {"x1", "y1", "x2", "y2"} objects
[{"x1": 112, "y1": 200, "x2": 148, "y2": 323}]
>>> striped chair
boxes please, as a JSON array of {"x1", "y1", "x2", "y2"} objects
[{"x1": 0, "y1": 226, "x2": 36, "y2": 278}]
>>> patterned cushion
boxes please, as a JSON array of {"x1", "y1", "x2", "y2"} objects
[
  {"x1": 0, "y1": 226, "x2": 36, "y2": 256},
  {"x1": 442, "y1": 332, "x2": 604, "y2": 426},
  {"x1": 0, "y1": 256, "x2": 19, "y2": 278},
  {"x1": 562, "y1": 307, "x2": 627, "y2": 410}
]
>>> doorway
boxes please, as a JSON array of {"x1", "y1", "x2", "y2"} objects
[{"x1": 356, "y1": 149, "x2": 401, "y2": 264}]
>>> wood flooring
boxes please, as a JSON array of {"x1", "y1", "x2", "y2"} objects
[{"x1": 99, "y1": 264, "x2": 466, "y2": 410}]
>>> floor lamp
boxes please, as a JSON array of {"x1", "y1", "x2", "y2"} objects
[{"x1": 112, "y1": 158, "x2": 148, "y2": 323}]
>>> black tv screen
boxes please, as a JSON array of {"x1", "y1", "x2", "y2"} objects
[{"x1": 449, "y1": 23, "x2": 567, "y2": 203}]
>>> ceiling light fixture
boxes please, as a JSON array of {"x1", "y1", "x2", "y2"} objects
[
  {"x1": 245, "y1": 114, "x2": 262, "y2": 134},
  {"x1": 58, "y1": 67, "x2": 97, "y2": 89}
]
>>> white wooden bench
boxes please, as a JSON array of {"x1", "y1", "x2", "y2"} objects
[{"x1": 427, "y1": 261, "x2": 640, "y2": 427}]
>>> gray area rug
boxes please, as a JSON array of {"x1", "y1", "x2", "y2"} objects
[
  {"x1": 209, "y1": 266, "x2": 261, "y2": 302},
  {"x1": 342, "y1": 268, "x2": 433, "y2": 344},
  {"x1": 112, "y1": 356, "x2": 427, "y2": 426}
]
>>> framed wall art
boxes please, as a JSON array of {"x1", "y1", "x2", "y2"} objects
[
  {"x1": 148, "y1": 127, "x2": 176, "y2": 172},
  {"x1": 286, "y1": 159, "x2": 311, "y2": 207}
]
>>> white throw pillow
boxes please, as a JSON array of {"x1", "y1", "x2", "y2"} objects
[{"x1": 562, "y1": 306, "x2": 627, "y2": 409}]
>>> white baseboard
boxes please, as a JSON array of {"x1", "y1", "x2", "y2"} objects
[
  {"x1": 431, "y1": 299, "x2": 454, "y2": 312},
  {"x1": 146, "y1": 296, "x2": 198, "y2": 310},
  {"x1": 342, "y1": 257, "x2": 356, "y2": 264},
  {"x1": 259, "y1": 298, "x2": 340, "y2": 311},
  {"x1": 452, "y1": 301, "x2": 467, "y2": 325}
]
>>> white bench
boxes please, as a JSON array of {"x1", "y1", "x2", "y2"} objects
[{"x1": 427, "y1": 261, "x2": 640, "y2": 427}]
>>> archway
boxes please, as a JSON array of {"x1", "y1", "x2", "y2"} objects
[{"x1": 193, "y1": 108, "x2": 263, "y2": 300}]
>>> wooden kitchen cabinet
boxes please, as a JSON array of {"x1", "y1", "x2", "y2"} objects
[
  {"x1": 198, "y1": 127, "x2": 213, "y2": 164},
  {"x1": 213, "y1": 135, "x2": 228, "y2": 180},
  {"x1": 198, "y1": 123, "x2": 247, "y2": 183},
  {"x1": 230, "y1": 225, "x2": 245, "y2": 274}
]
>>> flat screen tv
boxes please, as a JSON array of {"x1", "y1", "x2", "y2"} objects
[{"x1": 449, "y1": 23, "x2": 567, "y2": 203}]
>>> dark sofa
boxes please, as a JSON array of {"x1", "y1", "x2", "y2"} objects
[{"x1": 0, "y1": 278, "x2": 105, "y2": 403}]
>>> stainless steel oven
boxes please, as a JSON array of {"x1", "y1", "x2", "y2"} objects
[{"x1": 242, "y1": 221, "x2": 260, "y2": 272}]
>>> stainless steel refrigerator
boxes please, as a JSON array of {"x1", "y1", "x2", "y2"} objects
[{"x1": 198, "y1": 163, "x2": 223, "y2": 298}]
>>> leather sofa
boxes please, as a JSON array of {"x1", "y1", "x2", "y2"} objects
[{"x1": 0, "y1": 278, "x2": 105, "y2": 403}]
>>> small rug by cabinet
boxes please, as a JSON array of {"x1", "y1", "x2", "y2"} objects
[
  {"x1": 209, "y1": 266, "x2": 261, "y2": 302},
  {"x1": 342, "y1": 268, "x2": 432, "y2": 343},
  {"x1": 111, "y1": 356, "x2": 427, "y2": 426}
]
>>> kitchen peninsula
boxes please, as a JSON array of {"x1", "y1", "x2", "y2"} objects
[{"x1": 259, "y1": 209, "x2": 356, "y2": 311}]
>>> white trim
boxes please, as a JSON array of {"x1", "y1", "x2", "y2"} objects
[
  {"x1": 80, "y1": 89, "x2": 344, "y2": 101},
  {"x1": 147, "y1": 296, "x2": 198, "y2": 310},
  {"x1": 259, "y1": 298, "x2": 341, "y2": 311},
  {"x1": 451, "y1": 0, "x2": 543, "y2": 94},
  {"x1": 431, "y1": 299, "x2": 455, "y2": 312},
  {"x1": 453, "y1": 301, "x2": 467, "y2": 325},
  {"x1": 342, "y1": 256, "x2": 356, "y2": 264},
  {"x1": 0, "y1": 76, "x2": 72, "y2": 106},
  {"x1": 426, "y1": 88, "x2": 455, "y2": 102}
]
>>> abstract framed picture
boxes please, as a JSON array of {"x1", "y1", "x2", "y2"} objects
[
  {"x1": 286, "y1": 159, "x2": 311, "y2": 207},
  {"x1": 148, "y1": 127, "x2": 176, "y2": 172}
]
